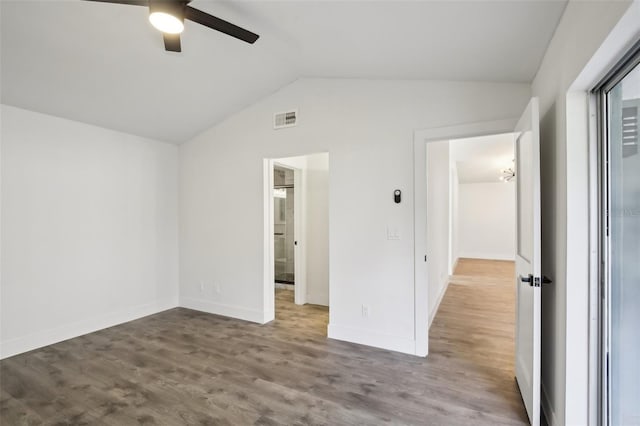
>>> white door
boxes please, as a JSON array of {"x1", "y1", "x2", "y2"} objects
[
  {"x1": 514, "y1": 97, "x2": 542, "y2": 426},
  {"x1": 293, "y1": 167, "x2": 306, "y2": 305}
]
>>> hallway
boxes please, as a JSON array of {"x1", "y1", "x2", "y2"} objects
[{"x1": 429, "y1": 258, "x2": 527, "y2": 424}]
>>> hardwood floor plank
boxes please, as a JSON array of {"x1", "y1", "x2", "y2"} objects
[{"x1": 1, "y1": 260, "x2": 528, "y2": 425}]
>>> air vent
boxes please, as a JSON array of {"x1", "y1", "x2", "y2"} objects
[
  {"x1": 622, "y1": 105, "x2": 638, "y2": 158},
  {"x1": 274, "y1": 110, "x2": 298, "y2": 129}
]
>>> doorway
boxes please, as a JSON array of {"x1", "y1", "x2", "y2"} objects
[
  {"x1": 263, "y1": 152, "x2": 330, "y2": 325},
  {"x1": 420, "y1": 131, "x2": 526, "y2": 423},
  {"x1": 425, "y1": 132, "x2": 517, "y2": 325},
  {"x1": 415, "y1": 104, "x2": 543, "y2": 425}
]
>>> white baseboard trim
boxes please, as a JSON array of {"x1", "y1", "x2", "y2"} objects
[
  {"x1": 450, "y1": 257, "x2": 459, "y2": 275},
  {"x1": 458, "y1": 252, "x2": 515, "y2": 261},
  {"x1": 305, "y1": 294, "x2": 329, "y2": 307},
  {"x1": 327, "y1": 323, "x2": 416, "y2": 355},
  {"x1": 0, "y1": 298, "x2": 178, "y2": 360},
  {"x1": 541, "y1": 381, "x2": 557, "y2": 426},
  {"x1": 180, "y1": 298, "x2": 264, "y2": 324},
  {"x1": 429, "y1": 276, "x2": 450, "y2": 328}
]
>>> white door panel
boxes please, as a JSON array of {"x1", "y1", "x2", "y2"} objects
[{"x1": 514, "y1": 98, "x2": 542, "y2": 426}]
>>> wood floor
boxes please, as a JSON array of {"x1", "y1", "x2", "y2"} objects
[{"x1": 1, "y1": 259, "x2": 527, "y2": 425}]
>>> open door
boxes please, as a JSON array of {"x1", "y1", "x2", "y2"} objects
[
  {"x1": 514, "y1": 97, "x2": 542, "y2": 425},
  {"x1": 292, "y1": 167, "x2": 306, "y2": 305}
]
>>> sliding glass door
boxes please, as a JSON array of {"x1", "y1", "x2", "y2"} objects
[{"x1": 601, "y1": 48, "x2": 640, "y2": 426}]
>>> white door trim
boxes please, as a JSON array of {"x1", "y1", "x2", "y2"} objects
[
  {"x1": 263, "y1": 159, "x2": 276, "y2": 323},
  {"x1": 413, "y1": 118, "x2": 518, "y2": 356}
]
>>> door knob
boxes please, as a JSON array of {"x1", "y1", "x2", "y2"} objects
[{"x1": 519, "y1": 274, "x2": 534, "y2": 285}]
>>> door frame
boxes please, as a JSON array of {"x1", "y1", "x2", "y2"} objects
[
  {"x1": 263, "y1": 159, "x2": 307, "y2": 323},
  {"x1": 413, "y1": 118, "x2": 518, "y2": 356},
  {"x1": 565, "y1": 8, "x2": 639, "y2": 423},
  {"x1": 591, "y1": 40, "x2": 640, "y2": 426}
]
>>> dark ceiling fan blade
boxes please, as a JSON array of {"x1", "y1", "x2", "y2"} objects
[
  {"x1": 163, "y1": 33, "x2": 181, "y2": 52},
  {"x1": 82, "y1": 0, "x2": 148, "y2": 6},
  {"x1": 184, "y1": 6, "x2": 259, "y2": 44}
]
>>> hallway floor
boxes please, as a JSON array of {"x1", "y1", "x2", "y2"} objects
[
  {"x1": 1, "y1": 261, "x2": 527, "y2": 425},
  {"x1": 429, "y1": 258, "x2": 527, "y2": 424}
]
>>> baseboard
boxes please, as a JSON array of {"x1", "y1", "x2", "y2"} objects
[
  {"x1": 450, "y1": 257, "x2": 459, "y2": 275},
  {"x1": 541, "y1": 381, "x2": 558, "y2": 426},
  {"x1": 180, "y1": 297, "x2": 264, "y2": 324},
  {"x1": 327, "y1": 323, "x2": 416, "y2": 355},
  {"x1": 457, "y1": 252, "x2": 515, "y2": 261},
  {"x1": 429, "y1": 276, "x2": 450, "y2": 328},
  {"x1": 305, "y1": 294, "x2": 329, "y2": 307},
  {"x1": 0, "y1": 298, "x2": 178, "y2": 360}
]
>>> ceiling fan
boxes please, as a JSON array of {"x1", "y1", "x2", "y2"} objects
[{"x1": 83, "y1": 0, "x2": 259, "y2": 52}]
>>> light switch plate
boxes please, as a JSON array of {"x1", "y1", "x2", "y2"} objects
[{"x1": 387, "y1": 226, "x2": 400, "y2": 240}]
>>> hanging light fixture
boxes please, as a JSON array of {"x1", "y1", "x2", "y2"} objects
[{"x1": 499, "y1": 160, "x2": 516, "y2": 182}]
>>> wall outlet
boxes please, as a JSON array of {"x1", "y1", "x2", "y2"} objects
[
  {"x1": 361, "y1": 305, "x2": 370, "y2": 318},
  {"x1": 215, "y1": 283, "x2": 221, "y2": 294},
  {"x1": 199, "y1": 281, "x2": 205, "y2": 293}
]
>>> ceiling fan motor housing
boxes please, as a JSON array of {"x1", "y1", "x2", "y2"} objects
[{"x1": 148, "y1": 0, "x2": 187, "y2": 22}]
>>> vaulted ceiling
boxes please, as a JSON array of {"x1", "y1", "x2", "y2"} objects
[{"x1": 1, "y1": 0, "x2": 567, "y2": 143}]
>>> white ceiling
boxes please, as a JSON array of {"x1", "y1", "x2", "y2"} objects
[
  {"x1": 450, "y1": 133, "x2": 515, "y2": 184},
  {"x1": 0, "y1": 0, "x2": 567, "y2": 144}
]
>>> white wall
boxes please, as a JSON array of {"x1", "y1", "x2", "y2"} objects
[
  {"x1": 530, "y1": 1, "x2": 635, "y2": 424},
  {"x1": 426, "y1": 141, "x2": 450, "y2": 325},
  {"x1": 449, "y1": 162, "x2": 459, "y2": 273},
  {"x1": 179, "y1": 78, "x2": 530, "y2": 354},
  {"x1": 305, "y1": 153, "x2": 329, "y2": 306},
  {"x1": 457, "y1": 182, "x2": 515, "y2": 261},
  {"x1": 0, "y1": 105, "x2": 179, "y2": 359}
]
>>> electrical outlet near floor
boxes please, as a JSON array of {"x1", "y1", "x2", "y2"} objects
[
  {"x1": 199, "y1": 281, "x2": 205, "y2": 293},
  {"x1": 215, "y1": 283, "x2": 221, "y2": 294}
]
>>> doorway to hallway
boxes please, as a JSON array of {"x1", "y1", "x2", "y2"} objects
[
  {"x1": 425, "y1": 132, "x2": 517, "y2": 327},
  {"x1": 424, "y1": 133, "x2": 522, "y2": 420},
  {"x1": 415, "y1": 99, "x2": 544, "y2": 425}
]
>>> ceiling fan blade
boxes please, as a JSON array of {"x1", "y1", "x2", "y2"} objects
[
  {"x1": 82, "y1": 0, "x2": 148, "y2": 6},
  {"x1": 163, "y1": 33, "x2": 181, "y2": 52},
  {"x1": 184, "y1": 6, "x2": 259, "y2": 44}
]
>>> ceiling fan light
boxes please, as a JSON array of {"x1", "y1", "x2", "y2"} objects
[{"x1": 149, "y1": 11, "x2": 184, "y2": 34}]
